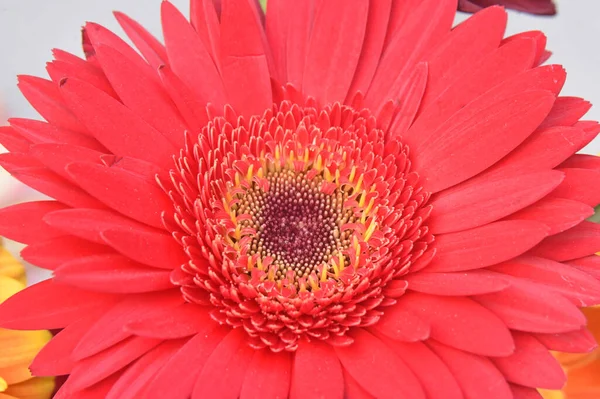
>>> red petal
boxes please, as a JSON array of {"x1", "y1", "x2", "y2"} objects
[
  {"x1": 0, "y1": 201, "x2": 67, "y2": 244},
  {"x1": 493, "y1": 332, "x2": 565, "y2": 389},
  {"x1": 381, "y1": 340, "x2": 463, "y2": 399},
  {"x1": 161, "y1": 1, "x2": 225, "y2": 106},
  {"x1": 369, "y1": 303, "x2": 430, "y2": 342},
  {"x1": 550, "y1": 168, "x2": 600, "y2": 207},
  {"x1": 28, "y1": 143, "x2": 104, "y2": 180},
  {"x1": 292, "y1": 341, "x2": 344, "y2": 399},
  {"x1": 158, "y1": 65, "x2": 209, "y2": 132},
  {"x1": 68, "y1": 336, "x2": 161, "y2": 391},
  {"x1": 220, "y1": 0, "x2": 273, "y2": 117},
  {"x1": 192, "y1": 328, "x2": 254, "y2": 399},
  {"x1": 44, "y1": 208, "x2": 157, "y2": 245},
  {"x1": 283, "y1": 1, "x2": 312, "y2": 88},
  {"x1": 365, "y1": 0, "x2": 454, "y2": 110},
  {"x1": 426, "y1": 221, "x2": 549, "y2": 273},
  {"x1": 21, "y1": 236, "x2": 110, "y2": 270},
  {"x1": 106, "y1": 340, "x2": 184, "y2": 399},
  {"x1": 59, "y1": 77, "x2": 176, "y2": 167},
  {"x1": 100, "y1": 227, "x2": 186, "y2": 270},
  {"x1": 428, "y1": 340, "x2": 513, "y2": 399},
  {"x1": 567, "y1": 255, "x2": 600, "y2": 280},
  {"x1": 94, "y1": 44, "x2": 187, "y2": 148},
  {"x1": 66, "y1": 162, "x2": 173, "y2": 229},
  {"x1": 475, "y1": 279, "x2": 586, "y2": 333},
  {"x1": 140, "y1": 327, "x2": 229, "y2": 399},
  {"x1": 47, "y1": 59, "x2": 118, "y2": 100},
  {"x1": 420, "y1": 6, "x2": 507, "y2": 109},
  {"x1": 510, "y1": 384, "x2": 544, "y2": 399},
  {"x1": 113, "y1": 11, "x2": 168, "y2": 69},
  {"x1": 189, "y1": 0, "x2": 221, "y2": 67},
  {"x1": 506, "y1": 197, "x2": 593, "y2": 235},
  {"x1": 335, "y1": 329, "x2": 425, "y2": 399},
  {"x1": 240, "y1": 349, "x2": 292, "y2": 399},
  {"x1": 10, "y1": 117, "x2": 105, "y2": 151},
  {"x1": 529, "y1": 221, "x2": 600, "y2": 262},
  {"x1": 0, "y1": 279, "x2": 115, "y2": 330},
  {"x1": 303, "y1": 0, "x2": 369, "y2": 105},
  {"x1": 84, "y1": 22, "x2": 160, "y2": 85},
  {"x1": 429, "y1": 171, "x2": 564, "y2": 234},
  {"x1": 539, "y1": 96, "x2": 592, "y2": 129},
  {"x1": 405, "y1": 270, "x2": 509, "y2": 296},
  {"x1": 400, "y1": 293, "x2": 514, "y2": 356},
  {"x1": 0, "y1": 126, "x2": 32, "y2": 152},
  {"x1": 17, "y1": 75, "x2": 87, "y2": 133},
  {"x1": 491, "y1": 256, "x2": 600, "y2": 306},
  {"x1": 125, "y1": 303, "x2": 213, "y2": 340},
  {"x1": 54, "y1": 254, "x2": 173, "y2": 293},
  {"x1": 534, "y1": 328, "x2": 597, "y2": 353},
  {"x1": 347, "y1": 0, "x2": 392, "y2": 96},
  {"x1": 414, "y1": 90, "x2": 555, "y2": 193},
  {"x1": 30, "y1": 310, "x2": 106, "y2": 376}
]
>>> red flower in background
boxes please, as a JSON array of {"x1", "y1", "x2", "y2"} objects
[
  {"x1": 458, "y1": 0, "x2": 557, "y2": 15},
  {"x1": 0, "y1": 0, "x2": 599, "y2": 398}
]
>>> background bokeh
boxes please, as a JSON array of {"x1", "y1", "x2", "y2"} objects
[{"x1": 0, "y1": 0, "x2": 598, "y2": 284}]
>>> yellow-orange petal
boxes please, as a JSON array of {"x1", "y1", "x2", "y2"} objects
[
  {"x1": 4, "y1": 377, "x2": 54, "y2": 399},
  {"x1": 0, "y1": 329, "x2": 51, "y2": 368},
  {"x1": 540, "y1": 389, "x2": 565, "y2": 399},
  {"x1": 0, "y1": 246, "x2": 25, "y2": 285},
  {"x1": 0, "y1": 276, "x2": 24, "y2": 304}
]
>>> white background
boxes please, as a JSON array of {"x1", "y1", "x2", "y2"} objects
[{"x1": 0, "y1": 0, "x2": 598, "y2": 283}]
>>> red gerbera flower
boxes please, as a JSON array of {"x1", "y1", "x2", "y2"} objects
[
  {"x1": 0, "y1": 0, "x2": 599, "y2": 398},
  {"x1": 458, "y1": 0, "x2": 557, "y2": 15}
]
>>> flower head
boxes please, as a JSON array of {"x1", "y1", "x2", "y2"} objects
[
  {"x1": 0, "y1": 240, "x2": 54, "y2": 398},
  {"x1": 0, "y1": 0, "x2": 599, "y2": 398},
  {"x1": 458, "y1": 0, "x2": 557, "y2": 15}
]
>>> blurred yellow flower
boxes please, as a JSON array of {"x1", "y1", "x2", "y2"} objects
[
  {"x1": 541, "y1": 306, "x2": 600, "y2": 399},
  {"x1": 0, "y1": 241, "x2": 53, "y2": 399}
]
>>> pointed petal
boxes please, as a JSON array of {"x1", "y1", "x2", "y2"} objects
[
  {"x1": 94, "y1": 44, "x2": 187, "y2": 148},
  {"x1": 68, "y1": 336, "x2": 161, "y2": 392},
  {"x1": 534, "y1": 328, "x2": 597, "y2": 353},
  {"x1": 240, "y1": 349, "x2": 292, "y2": 399},
  {"x1": 0, "y1": 126, "x2": 32, "y2": 152},
  {"x1": 193, "y1": 328, "x2": 254, "y2": 399},
  {"x1": 414, "y1": 90, "x2": 555, "y2": 192},
  {"x1": 475, "y1": 279, "x2": 587, "y2": 333},
  {"x1": 550, "y1": 168, "x2": 600, "y2": 207},
  {"x1": 369, "y1": 303, "x2": 430, "y2": 342},
  {"x1": 493, "y1": 333, "x2": 565, "y2": 389},
  {"x1": 17, "y1": 75, "x2": 87, "y2": 133},
  {"x1": 540, "y1": 96, "x2": 592, "y2": 129},
  {"x1": 106, "y1": 340, "x2": 184, "y2": 399},
  {"x1": 0, "y1": 280, "x2": 115, "y2": 330},
  {"x1": 381, "y1": 340, "x2": 463, "y2": 399},
  {"x1": 0, "y1": 201, "x2": 68, "y2": 244},
  {"x1": 529, "y1": 221, "x2": 600, "y2": 262},
  {"x1": 43, "y1": 208, "x2": 157, "y2": 245},
  {"x1": 220, "y1": 0, "x2": 273, "y2": 117},
  {"x1": 506, "y1": 197, "x2": 593, "y2": 235},
  {"x1": 66, "y1": 162, "x2": 173, "y2": 229},
  {"x1": 161, "y1": 1, "x2": 225, "y2": 106},
  {"x1": 400, "y1": 293, "x2": 514, "y2": 356},
  {"x1": 426, "y1": 221, "x2": 549, "y2": 273},
  {"x1": 428, "y1": 340, "x2": 513, "y2": 399},
  {"x1": 21, "y1": 236, "x2": 111, "y2": 271},
  {"x1": 386, "y1": 63, "x2": 428, "y2": 137},
  {"x1": 292, "y1": 341, "x2": 344, "y2": 399},
  {"x1": 59, "y1": 77, "x2": 176, "y2": 167},
  {"x1": 303, "y1": 0, "x2": 369, "y2": 105},
  {"x1": 140, "y1": 327, "x2": 228, "y2": 399},
  {"x1": 100, "y1": 227, "x2": 186, "y2": 270},
  {"x1": 335, "y1": 329, "x2": 425, "y2": 399},
  {"x1": 54, "y1": 254, "x2": 173, "y2": 293},
  {"x1": 405, "y1": 270, "x2": 509, "y2": 296},
  {"x1": 491, "y1": 256, "x2": 600, "y2": 307},
  {"x1": 429, "y1": 171, "x2": 564, "y2": 234},
  {"x1": 125, "y1": 303, "x2": 213, "y2": 340},
  {"x1": 189, "y1": 0, "x2": 221, "y2": 67},
  {"x1": 347, "y1": 0, "x2": 392, "y2": 96},
  {"x1": 113, "y1": 11, "x2": 167, "y2": 69}
]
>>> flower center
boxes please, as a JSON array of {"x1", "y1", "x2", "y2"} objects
[{"x1": 234, "y1": 168, "x2": 357, "y2": 287}]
